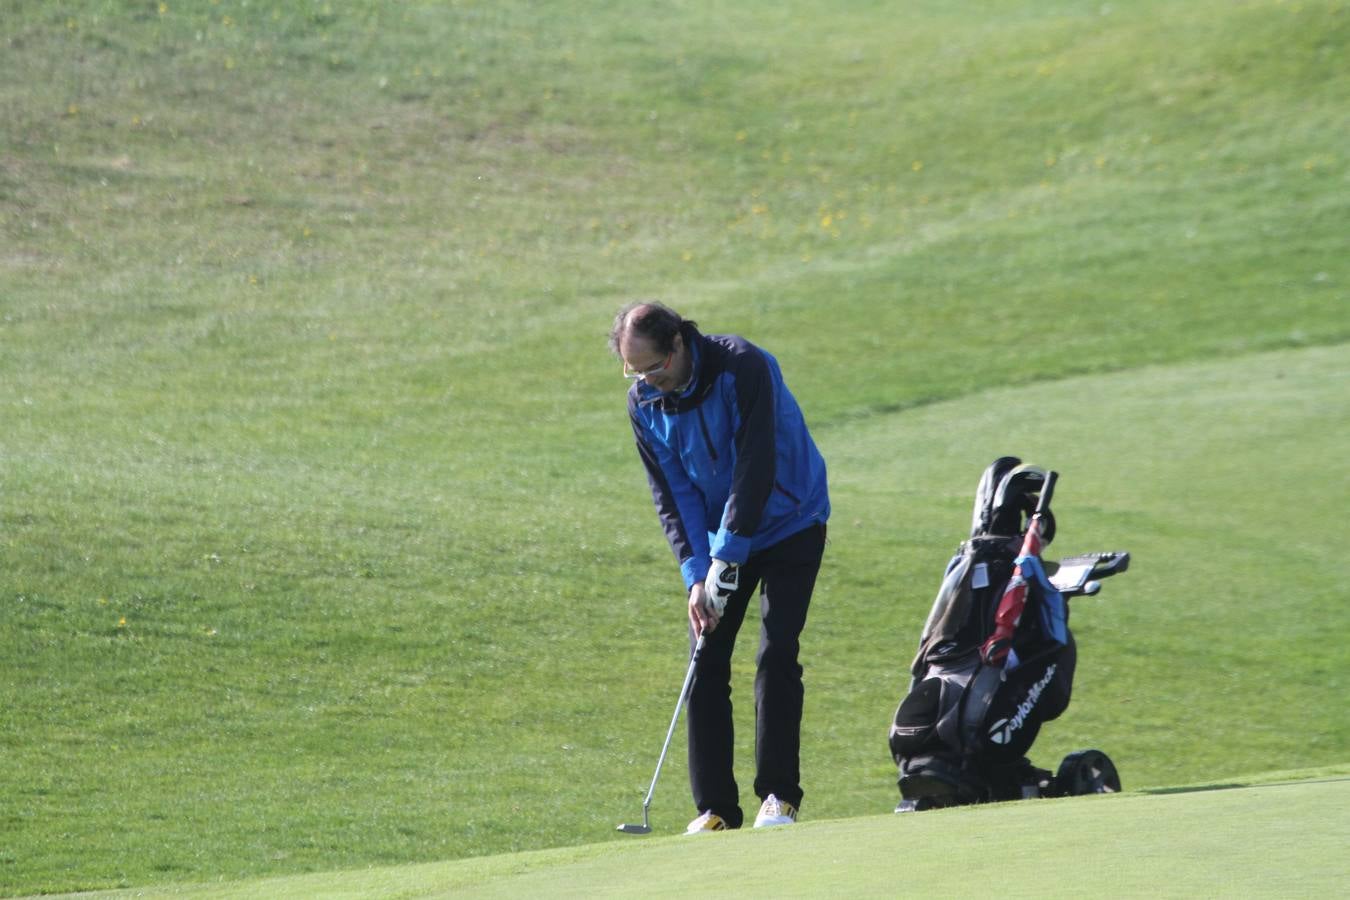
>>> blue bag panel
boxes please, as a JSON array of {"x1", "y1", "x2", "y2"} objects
[{"x1": 1018, "y1": 554, "x2": 1068, "y2": 647}]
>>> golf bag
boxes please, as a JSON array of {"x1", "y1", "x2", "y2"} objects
[{"x1": 888, "y1": 457, "x2": 1129, "y2": 811}]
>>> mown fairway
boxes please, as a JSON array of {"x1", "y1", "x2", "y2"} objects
[
  {"x1": 37, "y1": 776, "x2": 1350, "y2": 898},
  {"x1": 1, "y1": 0, "x2": 1346, "y2": 894}
]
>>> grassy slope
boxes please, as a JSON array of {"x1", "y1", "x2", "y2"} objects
[
  {"x1": 46, "y1": 774, "x2": 1350, "y2": 898},
  {"x1": 817, "y1": 342, "x2": 1349, "y2": 810},
  {"x1": 1, "y1": 0, "x2": 1346, "y2": 894}
]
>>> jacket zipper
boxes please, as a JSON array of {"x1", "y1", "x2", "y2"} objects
[{"x1": 696, "y1": 407, "x2": 719, "y2": 462}]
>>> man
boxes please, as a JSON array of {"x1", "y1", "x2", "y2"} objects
[{"x1": 609, "y1": 301, "x2": 830, "y2": 833}]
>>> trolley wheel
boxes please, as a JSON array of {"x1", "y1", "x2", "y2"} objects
[{"x1": 1055, "y1": 749, "x2": 1121, "y2": 796}]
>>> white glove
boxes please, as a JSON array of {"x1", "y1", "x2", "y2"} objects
[{"x1": 703, "y1": 558, "x2": 740, "y2": 616}]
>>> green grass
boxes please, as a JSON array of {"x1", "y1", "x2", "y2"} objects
[
  {"x1": 40, "y1": 774, "x2": 1350, "y2": 898},
  {"x1": 1, "y1": 0, "x2": 1347, "y2": 894}
]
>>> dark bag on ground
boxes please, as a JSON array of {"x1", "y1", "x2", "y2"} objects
[{"x1": 888, "y1": 457, "x2": 1123, "y2": 810}]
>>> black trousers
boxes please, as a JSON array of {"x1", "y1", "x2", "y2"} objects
[{"x1": 686, "y1": 522, "x2": 825, "y2": 828}]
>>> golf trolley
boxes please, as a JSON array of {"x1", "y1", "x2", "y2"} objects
[{"x1": 889, "y1": 457, "x2": 1130, "y2": 812}]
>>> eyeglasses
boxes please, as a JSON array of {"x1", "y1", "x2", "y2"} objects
[{"x1": 623, "y1": 351, "x2": 674, "y2": 381}]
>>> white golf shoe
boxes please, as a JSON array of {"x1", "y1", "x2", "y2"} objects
[
  {"x1": 685, "y1": 811, "x2": 729, "y2": 834},
  {"x1": 753, "y1": 794, "x2": 798, "y2": 828}
]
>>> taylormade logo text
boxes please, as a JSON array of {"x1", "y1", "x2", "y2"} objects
[{"x1": 988, "y1": 664, "x2": 1057, "y2": 745}]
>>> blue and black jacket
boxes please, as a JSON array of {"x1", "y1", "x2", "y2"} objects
[{"x1": 628, "y1": 323, "x2": 830, "y2": 590}]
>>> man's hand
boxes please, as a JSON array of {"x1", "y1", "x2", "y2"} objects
[
  {"x1": 690, "y1": 560, "x2": 740, "y2": 634},
  {"x1": 704, "y1": 558, "x2": 739, "y2": 613},
  {"x1": 689, "y1": 583, "x2": 717, "y2": 634}
]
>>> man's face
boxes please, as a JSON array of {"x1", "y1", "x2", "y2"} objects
[{"x1": 620, "y1": 333, "x2": 688, "y2": 393}]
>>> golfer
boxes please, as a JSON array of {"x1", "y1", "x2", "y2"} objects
[{"x1": 610, "y1": 302, "x2": 830, "y2": 832}]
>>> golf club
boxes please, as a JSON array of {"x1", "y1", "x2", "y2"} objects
[{"x1": 617, "y1": 630, "x2": 707, "y2": 835}]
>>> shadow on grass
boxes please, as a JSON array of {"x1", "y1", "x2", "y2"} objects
[
  {"x1": 1141, "y1": 783, "x2": 1247, "y2": 795},
  {"x1": 1142, "y1": 776, "x2": 1350, "y2": 796}
]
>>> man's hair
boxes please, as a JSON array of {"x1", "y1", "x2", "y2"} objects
[{"x1": 608, "y1": 302, "x2": 696, "y2": 355}]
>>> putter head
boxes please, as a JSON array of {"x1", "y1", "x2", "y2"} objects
[{"x1": 616, "y1": 823, "x2": 651, "y2": 835}]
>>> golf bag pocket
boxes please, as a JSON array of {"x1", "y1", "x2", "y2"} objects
[
  {"x1": 889, "y1": 656, "x2": 980, "y2": 761},
  {"x1": 889, "y1": 677, "x2": 941, "y2": 760}
]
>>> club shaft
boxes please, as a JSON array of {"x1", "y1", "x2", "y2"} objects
[
  {"x1": 641, "y1": 632, "x2": 706, "y2": 811},
  {"x1": 1037, "y1": 470, "x2": 1058, "y2": 513}
]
